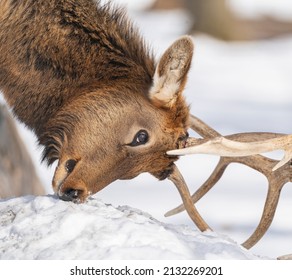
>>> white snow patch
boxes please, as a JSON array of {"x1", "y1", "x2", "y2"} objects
[
  {"x1": 228, "y1": 0, "x2": 292, "y2": 21},
  {"x1": 0, "y1": 195, "x2": 262, "y2": 260}
]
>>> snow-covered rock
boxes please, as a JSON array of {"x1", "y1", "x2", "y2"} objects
[{"x1": 0, "y1": 195, "x2": 263, "y2": 260}]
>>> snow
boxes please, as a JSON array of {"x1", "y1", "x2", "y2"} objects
[
  {"x1": 0, "y1": 195, "x2": 261, "y2": 260},
  {"x1": 228, "y1": 0, "x2": 292, "y2": 21},
  {"x1": 1, "y1": 1, "x2": 292, "y2": 260}
]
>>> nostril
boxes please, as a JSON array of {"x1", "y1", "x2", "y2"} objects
[
  {"x1": 57, "y1": 179, "x2": 88, "y2": 203},
  {"x1": 59, "y1": 188, "x2": 82, "y2": 202}
]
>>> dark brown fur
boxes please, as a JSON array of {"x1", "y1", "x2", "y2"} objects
[{"x1": 0, "y1": 0, "x2": 192, "y2": 202}]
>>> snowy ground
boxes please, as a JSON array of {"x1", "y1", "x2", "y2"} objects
[
  {"x1": 0, "y1": 195, "x2": 261, "y2": 260},
  {"x1": 1, "y1": 1, "x2": 292, "y2": 259}
]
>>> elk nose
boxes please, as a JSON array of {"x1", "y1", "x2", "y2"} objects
[
  {"x1": 57, "y1": 179, "x2": 88, "y2": 203},
  {"x1": 58, "y1": 188, "x2": 82, "y2": 202}
]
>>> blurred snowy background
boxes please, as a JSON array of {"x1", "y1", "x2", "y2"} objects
[{"x1": 1, "y1": 0, "x2": 292, "y2": 259}]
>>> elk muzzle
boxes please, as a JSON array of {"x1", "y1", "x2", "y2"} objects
[{"x1": 52, "y1": 158, "x2": 90, "y2": 203}]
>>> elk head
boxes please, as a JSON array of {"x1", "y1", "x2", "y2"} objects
[{"x1": 43, "y1": 36, "x2": 194, "y2": 204}]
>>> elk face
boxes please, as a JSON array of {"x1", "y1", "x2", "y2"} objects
[{"x1": 50, "y1": 36, "x2": 194, "y2": 202}]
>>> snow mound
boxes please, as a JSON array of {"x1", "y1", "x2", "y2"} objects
[{"x1": 0, "y1": 195, "x2": 263, "y2": 260}]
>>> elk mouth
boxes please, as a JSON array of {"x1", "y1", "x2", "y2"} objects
[{"x1": 177, "y1": 132, "x2": 189, "y2": 148}]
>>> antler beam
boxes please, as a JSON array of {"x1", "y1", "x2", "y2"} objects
[{"x1": 166, "y1": 115, "x2": 292, "y2": 249}]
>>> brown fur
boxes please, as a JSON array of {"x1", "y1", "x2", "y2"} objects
[{"x1": 0, "y1": 0, "x2": 193, "y2": 202}]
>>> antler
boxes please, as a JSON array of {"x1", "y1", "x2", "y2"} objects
[
  {"x1": 166, "y1": 115, "x2": 292, "y2": 249},
  {"x1": 167, "y1": 164, "x2": 212, "y2": 232}
]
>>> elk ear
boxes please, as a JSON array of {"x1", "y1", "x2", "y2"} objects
[{"x1": 149, "y1": 36, "x2": 194, "y2": 109}]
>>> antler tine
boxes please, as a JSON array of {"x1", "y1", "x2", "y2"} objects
[
  {"x1": 165, "y1": 157, "x2": 229, "y2": 217},
  {"x1": 241, "y1": 156, "x2": 290, "y2": 249},
  {"x1": 168, "y1": 164, "x2": 212, "y2": 232},
  {"x1": 277, "y1": 254, "x2": 292, "y2": 260},
  {"x1": 189, "y1": 114, "x2": 221, "y2": 138},
  {"x1": 242, "y1": 180, "x2": 282, "y2": 249}
]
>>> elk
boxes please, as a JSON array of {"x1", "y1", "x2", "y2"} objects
[
  {"x1": 0, "y1": 0, "x2": 290, "y2": 251},
  {"x1": 0, "y1": 0, "x2": 207, "y2": 229}
]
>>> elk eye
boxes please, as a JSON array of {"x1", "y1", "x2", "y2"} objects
[{"x1": 129, "y1": 130, "x2": 149, "y2": 147}]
